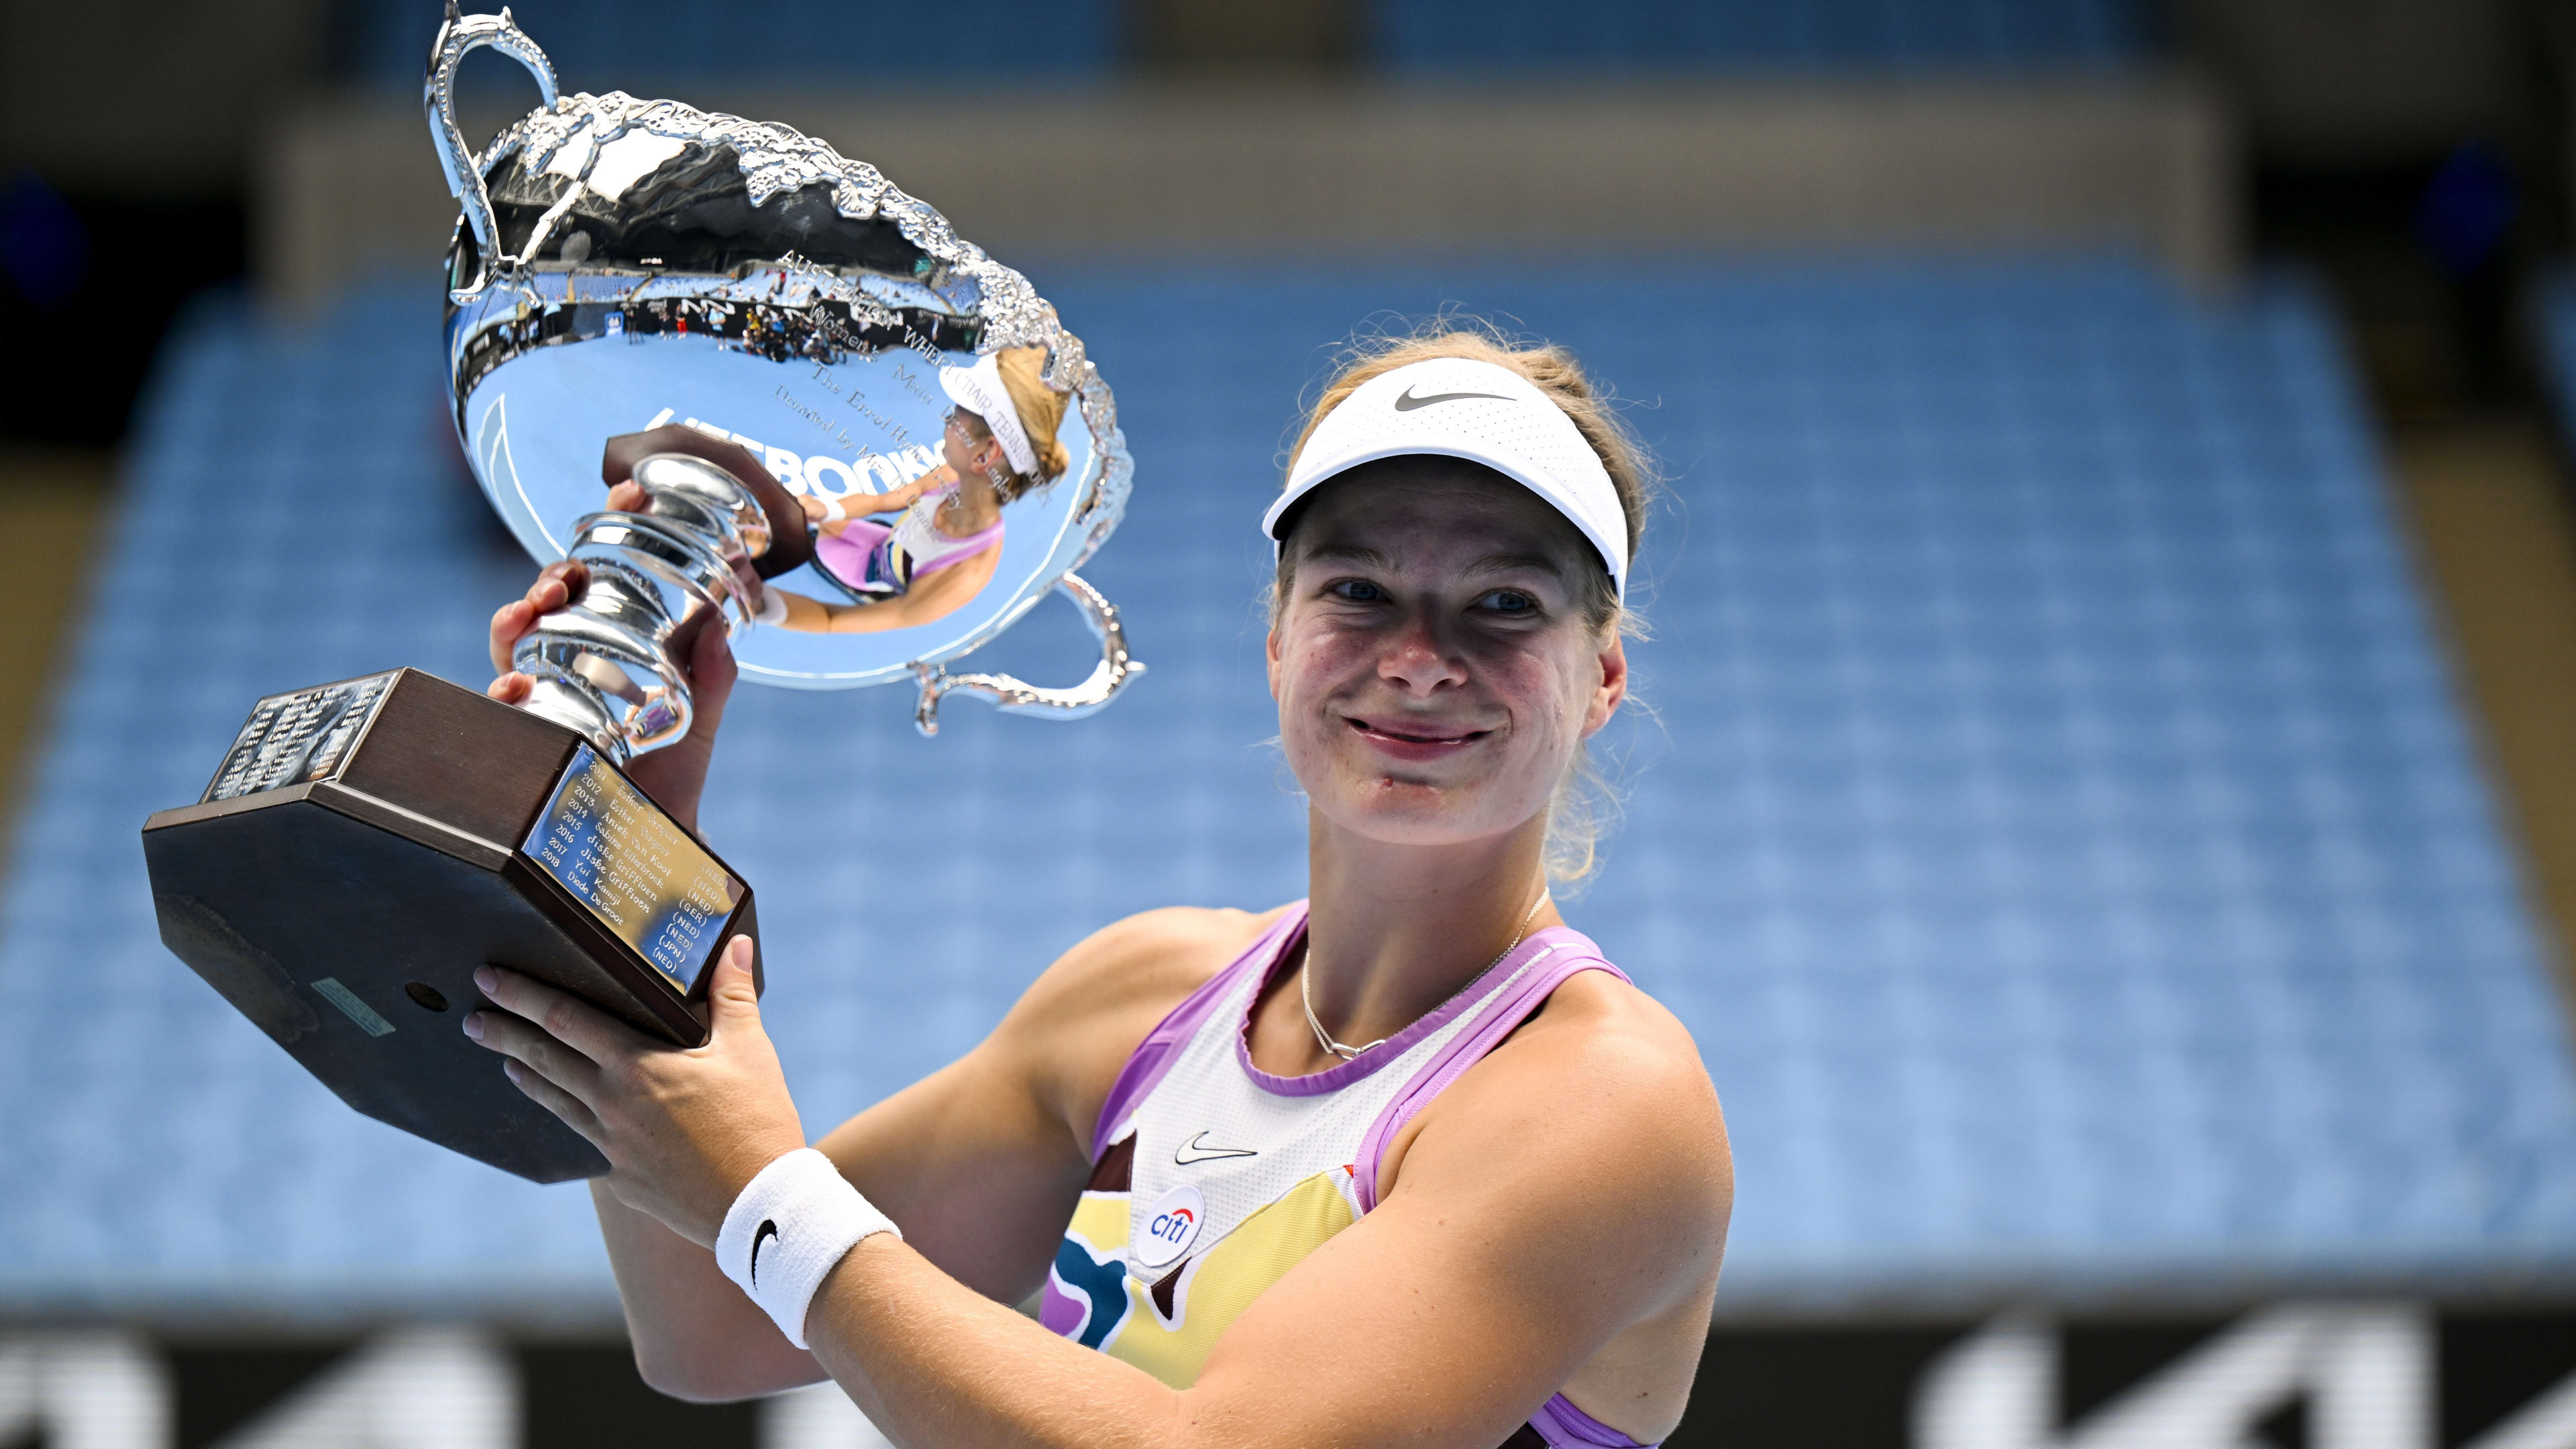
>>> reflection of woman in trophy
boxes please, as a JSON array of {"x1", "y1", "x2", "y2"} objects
[
  {"x1": 476, "y1": 330, "x2": 1729, "y2": 1449},
  {"x1": 767, "y1": 346, "x2": 1069, "y2": 634}
]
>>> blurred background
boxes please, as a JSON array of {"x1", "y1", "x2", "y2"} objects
[{"x1": 6, "y1": 0, "x2": 2576, "y2": 1444}]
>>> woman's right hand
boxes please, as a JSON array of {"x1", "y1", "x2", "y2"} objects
[{"x1": 486, "y1": 484, "x2": 739, "y2": 834}]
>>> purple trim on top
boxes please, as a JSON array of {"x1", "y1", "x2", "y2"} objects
[
  {"x1": 1352, "y1": 928, "x2": 1629, "y2": 1214},
  {"x1": 1531, "y1": 1392, "x2": 1656, "y2": 1448},
  {"x1": 1231, "y1": 912, "x2": 1572, "y2": 1099},
  {"x1": 1087, "y1": 906, "x2": 1307, "y2": 1162}
]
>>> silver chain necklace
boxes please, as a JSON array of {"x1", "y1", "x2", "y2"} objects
[{"x1": 1301, "y1": 890, "x2": 1552, "y2": 1063}]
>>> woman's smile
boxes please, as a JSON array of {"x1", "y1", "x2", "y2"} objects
[{"x1": 1346, "y1": 711, "x2": 1495, "y2": 762}]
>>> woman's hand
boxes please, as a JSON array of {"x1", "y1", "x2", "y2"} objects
[
  {"x1": 464, "y1": 939, "x2": 806, "y2": 1246},
  {"x1": 798, "y1": 493, "x2": 849, "y2": 537},
  {"x1": 486, "y1": 481, "x2": 739, "y2": 832}
]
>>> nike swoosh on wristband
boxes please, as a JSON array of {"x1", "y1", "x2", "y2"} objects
[
  {"x1": 1174, "y1": 1131, "x2": 1258, "y2": 1165},
  {"x1": 750, "y1": 1219, "x2": 780, "y2": 1287},
  {"x1": 1393, "y1": 385, "x2": 1514, "y2": 411}
]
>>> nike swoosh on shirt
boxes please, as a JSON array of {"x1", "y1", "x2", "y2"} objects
[
  {"x1": 1173, "y1": 1131, "x2": 1258, "y2": 1165},
  {"x1": 750, "y1": 1219, "x2": 780, "y2": 1287},
  {"x1": 1393, "y1": 385, "x2": 1513, "y2": 411}
]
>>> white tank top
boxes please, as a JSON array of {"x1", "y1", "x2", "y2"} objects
[
  {"x1": 1040, "y1": 904, "x2": 1649, "y2": 1449},
  {"x1": 888, "y1": 483, "x2": 1002, "y2": 576}
]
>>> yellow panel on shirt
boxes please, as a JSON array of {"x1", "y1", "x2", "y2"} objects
[{"x1": 1049, "y1": 1169, "x2": 1360, "y2": 1388}]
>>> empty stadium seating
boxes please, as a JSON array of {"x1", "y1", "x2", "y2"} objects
[
  {"x1": 1370, "y1": 0, "x2": 2157, "y2": 71},
  {"x1": 341, "y1": 0, "x2": 1121, "y2": 89},
  {"x1": 341, "y1": 0, "x2": 2151, "y2": 89},
  {"x1": 3, "y1": 258, "x2": 2573, "y2": 1314}
]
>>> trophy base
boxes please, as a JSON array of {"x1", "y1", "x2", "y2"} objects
[{"x1": 142, "y1": 668, "x2": 758, "y2": 1183}]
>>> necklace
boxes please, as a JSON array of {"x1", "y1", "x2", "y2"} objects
[{"x1": 1301, "y1": 890, "x2": 1552, "y2": 1063}]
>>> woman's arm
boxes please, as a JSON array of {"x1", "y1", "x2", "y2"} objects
[
  {"x1": 592, "y1": 1180, "x2": 820, "y2": 1399},
  {"x1": 800, "y1": 470, "x2": 946, "y2": 535},
  {"x1": 850, "y1": 464, "x2": 957, "y2": 520},
  {"x1": 578, "y1": 1035, "x2": 1083, "y2": 1401}
]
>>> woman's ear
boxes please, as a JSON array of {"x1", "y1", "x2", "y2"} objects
[{"x1": 1583, "y1": 633, "x2": 1628, "y2": 739}]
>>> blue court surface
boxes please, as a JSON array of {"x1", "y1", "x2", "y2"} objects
[{"x1": 4, "y1": 258, "x2": 2574, "y2": 1317}]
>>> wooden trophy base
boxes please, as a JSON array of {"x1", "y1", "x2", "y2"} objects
[{"x1": 142, "y1": 668, "x2": 758, "y2": 1183}]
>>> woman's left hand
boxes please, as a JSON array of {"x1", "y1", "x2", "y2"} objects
[{"x1": 462, "y1": 938, "x2": 806, "y2": 1246}]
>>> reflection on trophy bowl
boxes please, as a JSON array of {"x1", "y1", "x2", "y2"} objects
[{"x1": 431, "y1": 1, "x2": 1142, "y2": 739}]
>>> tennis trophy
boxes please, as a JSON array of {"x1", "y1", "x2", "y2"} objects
[{"x1": 140, "y1": 3, "x2": 1141, "y2": 1183}]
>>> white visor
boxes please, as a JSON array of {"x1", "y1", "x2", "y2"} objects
[
  {"x1": 938, "y1": 353, "x2": 1040, "y2": 479},
  {"x1": 1263, "y1": 356, "x2": 1628, "y2": 600}
]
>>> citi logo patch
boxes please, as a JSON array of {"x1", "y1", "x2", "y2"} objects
[{"x1": 1134, "y1": 1184, "x2": 1205, "y2": 1271}]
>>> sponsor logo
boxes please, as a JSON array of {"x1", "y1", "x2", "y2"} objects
[
  {"x1": 1173, "y1": 1131, "x2": 1258, "y2": 1166},
  {"x1": 1134, "y1": 1184, "x2": 1205, "y2": 1271},
  {"x1": 1393, "y1": 385, "x2": 1513, "y2": 411},
  {"x1": 749, "y1": 1219, "x2": 780, "y2": 1288}
]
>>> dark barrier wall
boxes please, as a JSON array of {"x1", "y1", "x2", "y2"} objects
[{"x1": 3, "y1": 1303, "x2": 2571, "y2": 1447}]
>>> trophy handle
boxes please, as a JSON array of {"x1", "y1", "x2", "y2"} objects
[
  {"x1": 910, "y1": 574, "x2": 1146, "y2": 738},
  {"x1": 425, "y1": 1, "x2": 558, "y2": 302}
]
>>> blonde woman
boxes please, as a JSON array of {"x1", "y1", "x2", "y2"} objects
[
  {"x1": 476, "y1": 328, "x2": 1731, "y2": 1448},
  {"x1": 773, "y1": 345, "x2": 1069, "y2": 634}
]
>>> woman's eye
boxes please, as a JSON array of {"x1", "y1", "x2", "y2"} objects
[
  {"x1": 1330, "y1": 580, "x2": 1387, "y2": 603},
  {"x1": 1483, "y1": 590, "x2": 1538, "y2": 615}
]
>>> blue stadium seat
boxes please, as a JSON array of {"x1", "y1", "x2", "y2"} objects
[
  {"x1": 2542, "y1": 270, "x2": 2576, "y2": 461},
  {"x1": 3, "y1": 258, "x2": 2574, "y2": 1313},
  {"x1": 339, "y1": 0, "x2": 1120, "y2": 90},
  {"x1": 1368, "y1": 0, "x2": 2157, "y2": 72}
]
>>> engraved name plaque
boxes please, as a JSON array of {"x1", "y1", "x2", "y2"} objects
[
  {"x1": 526, "y1": 745, "x2": 745, "y2": 990},
  {"x1": 205, "y1": 673, "x2": 395, "y2": 803}
]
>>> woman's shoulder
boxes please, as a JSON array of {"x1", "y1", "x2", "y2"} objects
[
  {"x1": 1508, "y1": 962, "x2": 1706, "y2": 1091},
  {"x1": 1408, "y1": 958, "x2": 1719, "y2": 1175},
  {"x1": 996, "y1": 904, "x2": 1291, "y2": 1058},
  {"x1": 1000, "y1": 904, "x2": 1295, "y2": 1155},
  {"x1": 1054, "y1": 904, "x2": 1288, "y2": 999}
]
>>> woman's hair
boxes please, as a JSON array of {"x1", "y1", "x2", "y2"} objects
[
  {"x1": 1277, "y1": 322, "x2": 1660, "y2": 885},
  {"x1": 958, "y1": 345, "x2": 1071, "y2": 502}
]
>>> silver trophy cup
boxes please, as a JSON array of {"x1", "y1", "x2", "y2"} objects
[{"x1": 429, "y1": 2, "x2": 1141, "y2": 754}]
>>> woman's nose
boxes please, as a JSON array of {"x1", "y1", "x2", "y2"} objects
[{"x1": 1377, "y1": 617, "x2": 1466, "y2": 694}]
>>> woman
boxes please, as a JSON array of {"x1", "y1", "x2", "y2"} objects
[
  {"x1": 772, "y1": 345, "x2": 1069, "y2": 635},
  {"x1": 473, "y1": 329, "x2": 1733, "y2": 1448}
]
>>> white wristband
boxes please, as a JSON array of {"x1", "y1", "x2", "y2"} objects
[
  {"x1": 753, "y1": 584, "x2": 788, "y2": 627},
  {"x1": 715, "y1": 1148, "x2": 899, "y2": 1348},
  {"x1": 818, "y1": 496, "x2": 847, "y2": 523}
]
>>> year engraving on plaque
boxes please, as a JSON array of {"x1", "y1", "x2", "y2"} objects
[
  {"x1": 203, "y1": 672, "x2": 396, "y2": 803},
  {"x1": 524, "y1": 746, "x2": 744, "y2": 989}
]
